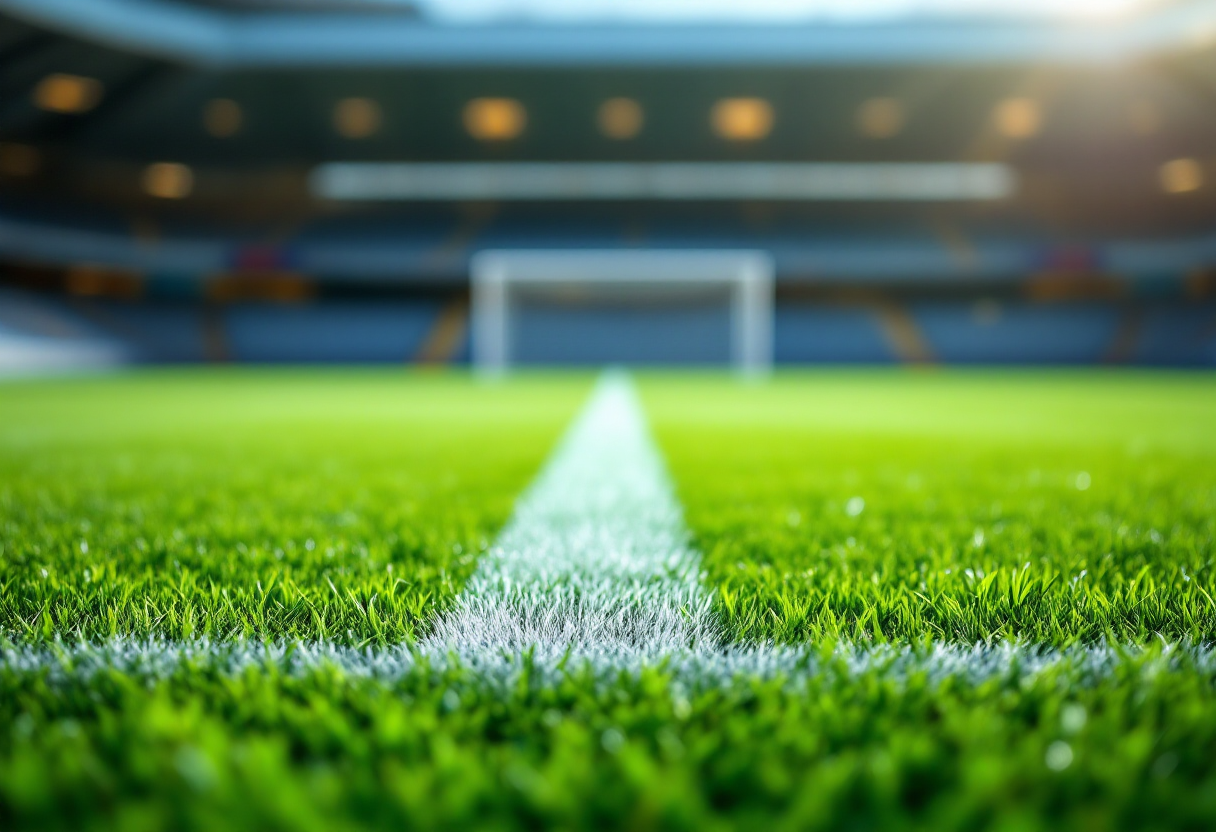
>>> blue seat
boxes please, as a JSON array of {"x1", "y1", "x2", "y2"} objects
[
  {"x1": 225, "y1": 302, "x2": 441, "y2": 363},
  {"x1": 913, "y1": 302, "x2": 1120, "y2": 364},
  {"x1": 774, "y1": 306, "x2": 894, "y2": 364}
]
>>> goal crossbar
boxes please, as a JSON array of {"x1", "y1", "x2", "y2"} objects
[{"x1": 471, "y1": 250, "x2": 774, "y2": 375}]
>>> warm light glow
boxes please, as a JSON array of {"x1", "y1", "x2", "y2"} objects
[
  {"x1": 33, "y1": 74, "x2": 103, "y2": 114},
  {"x1": 65, "y1": 266, "x2": 141, "y2": 299},
  {"x1": 857, "y1": 97, "x2": 904, "y2": 139},
  {"x1": 142, "y1": 162, "x2": 194, "y2": 199},
  {"x1": 204, "y1": 99, "x2": 243, "y2": 138},
  {"x1": 464, "y1": 98, "x2": 527, "y2": 141},
  {"x1": 993, "y1": 97, "x2": 1042, "y2": 139},
  {"x1": 66, "y1": 267, "x2": 111, "y2": 297},
  {"x1": 597, "y1": 98, "x2": 644, "y2": 140},
  {"x1": 0, "y1": 143, "x2": 40, "y2": 177},
  {"x1": 334, "y1": 98, "x2": 381, "y2": 139},
  {"x1": 1160, "y1": 158, "x2": 1203, "y2": 194},
  {"x1": 1127, "y1": 99, "x2": 1161, "y2": 136},
  {"x1": 711, "y1": 98, "x2": 773, "y2": 142}
]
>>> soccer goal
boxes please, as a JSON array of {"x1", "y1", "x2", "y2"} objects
[{"x1": 470, "y1": 250, "x2": 774, "y2": 375}]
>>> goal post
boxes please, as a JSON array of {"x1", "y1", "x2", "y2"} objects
[{"x1": 470, "y1": 250, "x2": 774, "y2": 375}]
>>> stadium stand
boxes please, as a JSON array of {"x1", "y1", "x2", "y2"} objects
[
  {"x1": 775, "y1": 305, "x2": 896, "y2": 365},
  {"x1": 1133, "y1": 303, "x2": 1216, "y2": 366},
  {"x1": 912, "y1": 301, "x2": 1124, "y2": 365},
  {"x1": 512, "y1": 305, "x2": 733, "y2": 367},
  {"x1": 73, "y1": 299, "x2": 211, "y2": 363},
  {"x1": 0, "y1": 287, "x2": 128, "y2": 373},
  {"x1": 224, "y1": 301, "x2": 444, "y2": 363},
  {"x1": 3, "y1": 0, "x2": 1216, "y2": 367}
]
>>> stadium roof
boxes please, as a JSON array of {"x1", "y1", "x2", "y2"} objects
[
  {"x1": 2, "y1": 0, "x2": 1214, "y2": 66},
  {"x1": 186, "y1": 0, "x2": 1157, "y2": 23}
]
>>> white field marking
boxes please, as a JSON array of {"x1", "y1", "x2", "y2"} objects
[
  {"x1": 4, "y1": 640, "x2": 1214, "y2": 694},
  {"x1": 420, "y1": 369, "x2": 719, "y2": 655}
]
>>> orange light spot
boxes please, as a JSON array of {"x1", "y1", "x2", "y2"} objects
[
  {"x1": 598, "y1": 98, "x2": 644, "y2": 140},
  {"x1": 464, "y1": 98, "x2": 527, "y2": 141},
  {"x1": 204, "y1": 99, "x2": 243, "y2": 138},
  {"x1": 334, "y1": 98, "x2": 381, "y2": 139},
  {"x1": 34, "y1": 74, "x2": 103, "y2": 114},
  {"x1": 711, "y1": 98, "x2": 774, "y2": 142},
  {"x1": 142, "y1": 163, "x2": 194, "y2": 199}
]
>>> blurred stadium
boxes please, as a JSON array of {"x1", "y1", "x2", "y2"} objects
[
  {"x1": 4, "y1": 0, "x2": 1216, "y2": 370},
  {"x1": 6, "y1": 5, "x2": 1216, "y2": 831}
]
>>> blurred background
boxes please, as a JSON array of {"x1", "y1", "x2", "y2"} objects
[{"x1": 2, "y1": 0, "x2": 1216, "y2": 372}]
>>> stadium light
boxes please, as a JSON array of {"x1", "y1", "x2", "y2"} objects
[
  {"x1": 598, "y1": 98, "x2": 644, "y2": 140},
  {"x1": 993, "y1": 97, "x2": 1042, "y2": 139},
  {"x1": 857, "y1": 97, "x2": 904, "y2": 139},
  {"x1": 1160, "y1": 158, "x2": 1203, "y2": 194},
  {"x1": 0, "y1": 143, "x2": 40, "y2": 177},
  {"x1": 711, "y1": 98, "x2": 773, "y2": 141},
  {"x1": 464, "y1": 98, "x2": 527, "y2": 141},
  {"x1": 204, "y1": 99, "x2": 243, "y2": 138},
  {"x1": 334, "y1": 98, "x2": 381, "y2": 139},
  {"x1": 33, "y1": 74, "x2": 103, "y2": 114},
  {"x1": 142, "y1": 163, "x2": 194, "y2": 200}
]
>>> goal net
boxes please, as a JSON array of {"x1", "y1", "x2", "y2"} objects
[{"x1": 470, "y1": 250, "x2": 773, "y2": 375}]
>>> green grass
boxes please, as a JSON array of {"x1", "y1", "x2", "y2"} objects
[
  {"x1": 0, "y1": 370, "x2": 587, "y2": 644},
  {"x1": 4, "y1": 368, "x2": 1216, "y2": 831},
  {"x1": 645, "y1": 371, "x2": 1216, "y2": 645},
  {"x1": 5, "y1": 644, "x2": 1216, "y2": 832}
]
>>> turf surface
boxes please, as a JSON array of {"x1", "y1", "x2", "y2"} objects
[
  {"x1": 645, "y1": 371, "x2": 1216, "y2": 645},
  {"x1": 0, "y1": 370, "x2": 587, "y2": 643},
  {"x1": 5, "y1": 642, "x2": 1215, "y2": 832},
  {"x1": 3, "y1": 368, "x2": 1216, "y2": 831}
]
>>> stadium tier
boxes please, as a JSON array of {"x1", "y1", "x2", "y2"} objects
[{"x1": 2, "y1": 0, "x2": 1216, "y2": 367}]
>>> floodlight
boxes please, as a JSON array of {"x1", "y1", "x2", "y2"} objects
[
  {"x1": 334, "y1": 98, "x2": 381, "y2": 139},
  {"x1": 142, "y1": 163, "x2": 194, "y2": 199},
  {"x1": 464, "y1": 98, "x2": 527, "y2": 141},
  {"x1": 858, "y1": 98, "x2": 904, "y2": 139},
  {"x1": 994, "y1": 97, "x2": 1042, "y2": 139},
  {"x1": 711, "y1": 98, "x2": 773, "y2": 141},
  {"x1": 33, "y1": 74, "x2": 102, "y2": 114},
  {"x1": 204, "y1": 99, "x2": 243, "y2": 138},
  {"x1": 1160, "y1": 158, "x2": 1203, "y2": 194},
  {"x1": 598, "y1": 98, "x2": 644, "y2": 140}
]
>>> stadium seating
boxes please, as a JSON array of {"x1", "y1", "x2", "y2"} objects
[
  {"x1": 224, "y1": 301, "x2": 444, "y2": 363},
  {"x1": 5, "y1": 282, "x2": 1216, "y2": 368},
  {"x1": 0, "y1": 289, "x2": 128, "y2": 374},
  {"x1": 1133, "y1": 304, "x2": 1216, "y2": 367},
  {"x1": 774, "y1": 305, "x2": 896, "y2": 364},
  {"x1": 77, "y1": 301, "x2": 211, "y2": 363},
  {"x1": 512, "y1": 305, "x2": 732, "y2": 366},
  {"x1": 911, "y1": 302, "x2": 1124, "y2": 365}
]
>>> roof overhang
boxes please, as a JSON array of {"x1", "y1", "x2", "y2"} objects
[{"x1": 4, "y1": 0, "x2": 1216, "y2": 67}]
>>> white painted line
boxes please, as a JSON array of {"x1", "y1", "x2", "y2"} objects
[
  {"x1": 4, "y1": 640, "x2": 1212, "y2": 692},
  {"x1": 422, "y1": 370, "x2": 718, "y2": 654}
]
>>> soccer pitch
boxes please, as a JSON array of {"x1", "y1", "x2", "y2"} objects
[{"x1": 2, "y1": 369, "x2": 1215, "y2": 830}]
